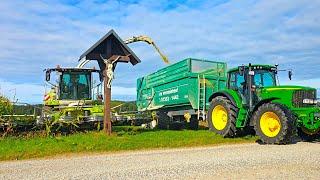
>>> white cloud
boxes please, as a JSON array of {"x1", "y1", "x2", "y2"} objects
[
  {"x1": 0, "y1": 79, "x2": 44, "y2": 104},
  {"x1": 0, "y1": 0, "x2": 320, "y2": 102},
  {"x1": 281, "y1": 77, "x2": 320, "y2": 89}
]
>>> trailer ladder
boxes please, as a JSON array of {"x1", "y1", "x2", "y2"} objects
[{"x1": 197, "y1": 74, "x2": 206, "y2": 120}]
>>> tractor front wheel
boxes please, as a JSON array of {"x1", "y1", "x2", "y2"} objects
[
  {"x1": 298, "y1": 127, "x2": 320, "y2": 142},
  {"x1": 208, "y1": 96, "x2": 238, "y2": 137},
  {"x1": 253, "y1": 103, "x2": 296, "y2": 144}
]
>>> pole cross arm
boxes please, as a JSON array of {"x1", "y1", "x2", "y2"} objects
[{"x1": 101, "y1": 54, "x2": 131, "y2": 64}]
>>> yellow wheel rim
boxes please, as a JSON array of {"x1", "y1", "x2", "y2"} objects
[
  {"x1": 260, "y1": 112, "x2": 281, "y2": 137},
  {"x1": 212, "y1": 105, "x2": 228, "y2": 130}
]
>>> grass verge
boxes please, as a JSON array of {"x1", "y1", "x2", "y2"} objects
[{"x1": 0, "y1": 126, "x2": 257, "y2": 161}]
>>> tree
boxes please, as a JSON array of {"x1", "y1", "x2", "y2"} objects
[{"x1": 0, "y1": 95, "x2": 13, "y2": 115}]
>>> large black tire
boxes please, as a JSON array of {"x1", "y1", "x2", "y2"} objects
[
  {"x1": 157, "y1": 111, "x2": 171, "y2": 129},
  {"x1": 253, "y1": 103, "x2": 296, "y2": 144},
  {"x1": 297, "y1": 127, "x2": 320, "y2": 142},
  {"x1": 207, "y1": 96, "x2": 238, "y2": 137}
]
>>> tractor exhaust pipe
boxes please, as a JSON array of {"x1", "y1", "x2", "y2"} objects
[{"x1": 248, "y1": 63, "x2": 254, "y2": 110}]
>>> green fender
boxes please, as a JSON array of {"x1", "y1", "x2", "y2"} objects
[{"x1": 208, "y1": 89, "x2": 247, "y2": 128}]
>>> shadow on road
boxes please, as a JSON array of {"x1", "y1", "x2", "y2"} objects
[{"x1": 255, "y1": 136, "x2": 320, "y2": 145}]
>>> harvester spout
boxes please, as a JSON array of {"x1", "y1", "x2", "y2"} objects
[{"x1": 124, "y1": 35, "x2": 170, "y2": 64}]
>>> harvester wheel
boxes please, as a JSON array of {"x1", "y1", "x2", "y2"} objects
[
  {"x1": 297, "y1": 127, "x2": 320, "y2": 142},
  {"x1": 157, "y1": 111, "x2": 171, "y2": 129},
  {"x1": 208, "y1": 96, "x2": 238, "y2": 137},
  {"x1": 253, "y1": 103, "x2": 296, "y2": 144}
]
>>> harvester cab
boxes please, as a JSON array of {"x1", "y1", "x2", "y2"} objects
[
  {"x1": 208, "y1": 63, "x2": 320, "y2": 144},
  {"x1": 40, "y1": 67, "x2": 104, "y2": 124},
  {"x1": 44, "y1": 67, "x2": 102, "y2": 104}
]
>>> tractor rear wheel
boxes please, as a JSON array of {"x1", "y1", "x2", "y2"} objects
[
  {"x1": 208, "y1": 96, "x2": 238, "y2": 137},
  {"x1": 253, "y1": 103, "x2": 296, "y2": 144}
]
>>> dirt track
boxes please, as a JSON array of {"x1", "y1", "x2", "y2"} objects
[{"x1": 0, "y1": 142, "x2": 319, "y2": 179}]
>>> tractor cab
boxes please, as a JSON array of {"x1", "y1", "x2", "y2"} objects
[
  {"x1": 227, "y1": 64, "x2": 280, "y2": 108},
  {"x1": 228, "y1": 64, "x2": 278, "y2": 90},
  {"x1": 44, "y1": 67, "x2": 103, "y2": 106}
]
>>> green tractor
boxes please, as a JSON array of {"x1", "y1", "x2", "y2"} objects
[
  {"x1": 38, "y1": 67, "x2": 104, "y2": 125},
  {"x1": 208, "y1": 64, "x2": 320, "y2": 144}
]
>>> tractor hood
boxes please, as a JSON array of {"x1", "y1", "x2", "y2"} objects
[
  {"x1": 261, "y1": 85, "x2": 315, "y2": 92},
  {"x1": 258, "y1": 85, "x2": 317, "y2": 108}
]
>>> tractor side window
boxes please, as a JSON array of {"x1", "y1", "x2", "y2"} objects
[
  {"x1": 254, "y1": 74, "x2": 263, "y2": 87},
  {"x1": 236, "y1": 74, "x2": 245, "y2": 90},
  {"x1": 229, "y1": 72, "x2": 245, "y2": 91},
  {"x1": 229, "y1": 73, "x2": 236, "y2": 89}
]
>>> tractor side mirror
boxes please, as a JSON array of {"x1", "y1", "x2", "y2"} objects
[
  {"x1": 238, "y1": 66, "x2": 245, "y2": 76},
  {"x1": 288, "y1": 70, "x2": 292, "y2": 80},
  {"x1": 45, "y1": 70, "x2": 51, "y2": 81}
]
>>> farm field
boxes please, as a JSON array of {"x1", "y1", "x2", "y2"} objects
[{"x1": 0, "y1": 126, "x2": 257, "y2": 161}]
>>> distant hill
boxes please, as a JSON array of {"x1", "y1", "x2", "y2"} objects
[
  {"x1": 111, "y1": 100, "x2": 137, "y2": 112},
  {"x1": 12, "y1": 104, "x2": 42, "y2": 115}
]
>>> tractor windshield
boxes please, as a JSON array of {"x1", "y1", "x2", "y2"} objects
[
  {"x1": 59, "y1": 72, "x2": 91, "y2": 100},
  {"x1": 253, "y1": 70, "x2": 277, "y2": 88}
]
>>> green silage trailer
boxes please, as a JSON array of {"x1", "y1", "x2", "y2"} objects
[{"x1": 136, "y1": 58, "x2": 227, "y2": 129}]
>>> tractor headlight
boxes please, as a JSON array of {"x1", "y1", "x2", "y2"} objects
[{"x1": 302, "y1": 99, "x2": 318, "y2": 104}]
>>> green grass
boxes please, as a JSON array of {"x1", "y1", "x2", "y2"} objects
[{"x1": 0, "y1": 127, "x2": 258, "y2": 161}]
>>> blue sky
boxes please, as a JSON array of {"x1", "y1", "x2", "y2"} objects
[{"x1": 0, "y1": 0, "x2": 320, "y2": 103}]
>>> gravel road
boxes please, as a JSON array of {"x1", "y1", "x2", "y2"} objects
[{"x1": 0, "y1": 142, "x2": 319, "y2": 179}]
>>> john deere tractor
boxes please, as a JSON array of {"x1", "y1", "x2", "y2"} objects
[{"x1": 208, "y1": 64, "x2": 320, "y2": 144}]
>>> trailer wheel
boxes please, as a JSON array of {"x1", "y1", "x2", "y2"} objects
[
  {"x1": 208, "y1": 96, "x2": 238, "y2": 137},
  {"x1": 253, "y1": 103, "x2": 296, "y2": 144},
  {"x1": 189, "y1": 116, "x2": 199, "y2": 130},
  {"x1": 297, "y1": 127, "x2": 320, "y2": 142},
  {"x1": 157, "y1": 111, "x2": 170, "y2": 129}
]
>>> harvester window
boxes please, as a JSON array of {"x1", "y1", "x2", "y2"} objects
[{"x1": 60, "y1": 72, "x2": 91, "y2": 100}]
